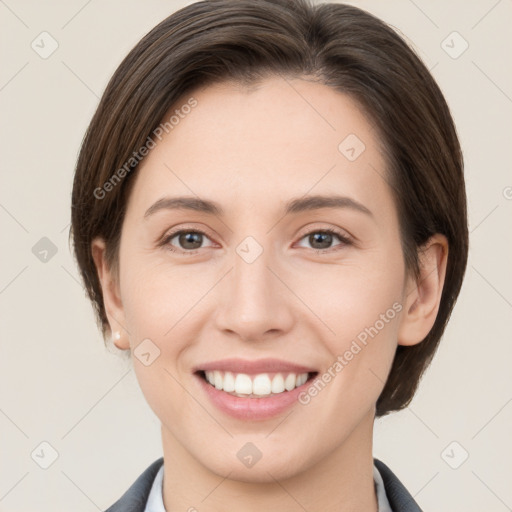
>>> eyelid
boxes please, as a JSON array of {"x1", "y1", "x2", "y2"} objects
[
  {"x1": 295, "y1": 223, "x2": 354, "y2": 243},
  {"x1": 159, "y1": 223, "x2": 216, "y2": 242}
]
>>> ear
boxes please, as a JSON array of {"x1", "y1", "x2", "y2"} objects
[
  {"x1": 397, "y1": 234, "x2": 449, "y2": 347},
  {"x1": 91, "y1": 237, "x2": 130, "y2": 350}
]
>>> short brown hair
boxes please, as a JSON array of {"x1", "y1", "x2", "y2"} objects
[{"x1": 70, "y1": 0, "x2": 468, "y2": 416}]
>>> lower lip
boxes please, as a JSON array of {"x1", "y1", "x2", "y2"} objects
[{"x1": 194, "y1": 372, "x2": 315, "y2": 421}]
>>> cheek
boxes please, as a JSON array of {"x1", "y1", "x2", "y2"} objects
[
  {"x1": 118, "y1": 259, "x2": 194, "y2": 413},
  {"x1": 298, "y1": 271, "x2": 403, "y2": 430},
  {"x1": 121, "y1": 291, "x2": 195, "y2": 433},
  {"x1": 306, "y1": 252, "x2": 404, "y2": 344},
  {"x1": 309, "y1": 244, "x2": 405, "y2": 390},
  {"x1": 120, "y1": 250, "x2": 187, "y2": 338}
]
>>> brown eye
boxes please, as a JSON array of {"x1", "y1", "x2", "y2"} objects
[
  {"x1": 296, "y1": 229, "x2": 352, "y2": 252},
  {"x1": 163, "y1": 229, "x2": 214, "y2": 253}
]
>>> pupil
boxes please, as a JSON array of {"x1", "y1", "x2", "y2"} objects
[
  {"x1": 181, "y1": 232, "x2": 202, "y2": 249},
  {"x1": 311, "y1": 232, "x2": 331, "y2": 249}
]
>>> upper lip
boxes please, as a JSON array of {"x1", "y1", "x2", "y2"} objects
[{"x1": 194, "y1": 358, "x2": 317, "y2": 375}]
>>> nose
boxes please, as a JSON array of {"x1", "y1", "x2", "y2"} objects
[{"x1": 214, "y1": 240, "x2": 295, "y2": 343}]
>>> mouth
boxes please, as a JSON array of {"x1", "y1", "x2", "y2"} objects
[
  {"x1": 195, "y1": 370, "x2": 319, "y2": 398},
  {"x1": 192, "y1": 358, "x2": 320, "y2": 420}
]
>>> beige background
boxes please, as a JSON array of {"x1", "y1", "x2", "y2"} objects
[{"x1": 1, "y1": 0, "x2": 511, "y2": 510}]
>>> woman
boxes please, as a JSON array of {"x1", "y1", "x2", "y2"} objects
[{"x1": 70, "y1": 0, "x2": 468, "y2": 510}]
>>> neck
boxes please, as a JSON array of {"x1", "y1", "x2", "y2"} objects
[{"x1": 160, "y1": 408, "x2": 378, "y2": 512}]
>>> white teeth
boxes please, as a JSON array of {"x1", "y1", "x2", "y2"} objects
[
  {"x1": 252, "y1": 374, "x2": 272, "y2": 396},
  {"x1": 271, "y1": 374, "x2": 285, "y2": 393},
  {"x1": 284, "y1": 373, "x2": 296, "y2": 391},
  {"x1": 203, "y1": 371, "x2": 310, "y2": 397},
  {"x1": 297, "y1": 373, "x2": 307, "y2": 386},
  {"x1": 223, "y1": 371, "x2": 235, "y2": 392},
  {"x1": 214, "y1": 370, "x2": 223, "y2": 390},
  {"x1": 234, "y1": 374, "x2": 252, "y2": 394}
]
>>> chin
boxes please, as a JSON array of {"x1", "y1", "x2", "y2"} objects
[{"x1": 200, "y1": 444, "x2": 312, "y2": 484}]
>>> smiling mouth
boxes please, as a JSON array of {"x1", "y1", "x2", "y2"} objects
[{"x1": 195, "y1": 370, "x2": 318, "y2": 398}]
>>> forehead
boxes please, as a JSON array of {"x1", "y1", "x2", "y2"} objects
[{"x1": 126, "y1": 76, "x2": 391, "y2": 220}]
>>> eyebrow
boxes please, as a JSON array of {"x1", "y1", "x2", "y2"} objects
[{"x1": 144, "y1": 194, "x2": 373, "y2": 219}]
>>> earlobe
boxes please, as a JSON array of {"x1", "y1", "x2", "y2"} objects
[
  {"x1": 91, "y1": 237, "x2": 130, "y2": 350},
  {"x1": 397, "y1": 234, "x2": 449, "y2": 347},
  {"x1": 111, "y1": 330, "x2": 129, "y2": 351}
]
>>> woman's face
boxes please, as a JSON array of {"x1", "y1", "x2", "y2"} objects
[{"x1": 95, "y1": 76, "x2": 424, "y2": 481}]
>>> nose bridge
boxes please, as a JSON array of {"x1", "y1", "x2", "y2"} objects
[
  {"x1": 232, "y1": 234, "x2": 276, "y2": 314},
  {"x1": 215, "y1": 233, "x2": 293, "y2": 340}
]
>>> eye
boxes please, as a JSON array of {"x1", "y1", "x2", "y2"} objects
[
  {"x1": 162, "y1": 229, "x2": 215, "y2": 254},
  {"x1": 161, "y1": 227, "x2": 352, "y2": 255},
  {"x1": 295, "y1": 228, "x2": 352, "y2": 252}
]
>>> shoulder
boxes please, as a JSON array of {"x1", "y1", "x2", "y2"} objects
[
  {"x1": 104, "y1": 457, "x2": 164, "y2": 512},
  {"x1": 374, "y1": 458, "x2": 423, "y2": 512}
]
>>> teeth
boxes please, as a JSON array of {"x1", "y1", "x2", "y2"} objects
[
  {"x1": 234, "y1": 373, "x2": 252, "y2": 394},
  {"x1": 203, "y1": 371, "x2": 310, "y2": 397},
  {"x1": 271, "y1": 373, "x2": 285, "y2": 393},
  {"x1": 285, "y1": 373, "x2": 296, "y2": 391},
  {"x1": 253, "y1": 374, "x2": 272, "y2": 396},
  {"x1": 214, "y1": 370, "x2": 223, "y2": 390},
  {"x1": 223, "y1": 371, "x2": 235, "y2": 392}
]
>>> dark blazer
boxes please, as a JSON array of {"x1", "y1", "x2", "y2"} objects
[{"x1": 104, "y1": 457, "x2": 422, "y2": 511}]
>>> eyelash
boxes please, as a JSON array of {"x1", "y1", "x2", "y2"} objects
[{"x1": 160, "y1": 227, "x2": 353, "y2": 256}]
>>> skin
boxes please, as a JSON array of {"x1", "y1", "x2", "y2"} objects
[{"x1": 92, "y1": 76, "x2": 448, "y2": 512}]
